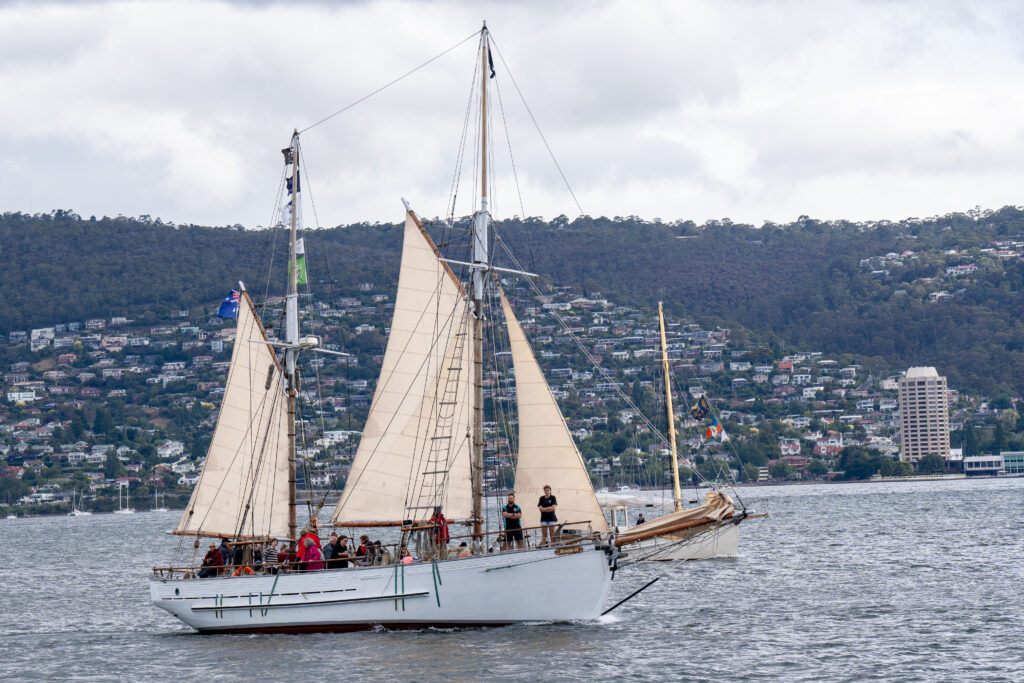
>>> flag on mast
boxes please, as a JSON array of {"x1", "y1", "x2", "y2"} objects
[
  {"x1": 690, "y1": 395, "x2": 710, "y2": 420},
  {"x1": 217, "y1": 290, "x2": 240, "y2": 319},
  {"x1": 295, "y1": 238, "x2": 308, "y2": 286}
]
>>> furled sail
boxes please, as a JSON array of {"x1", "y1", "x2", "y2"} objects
[
  {"x1": 500, "y1": 289, "x2": 610, "y2": 533},
  {"x1": 175, "y1": 290, "x2": 290, "y2": 539},
  {"x1": 331, "y1": 212, "x2": 474, "y2": 525}
]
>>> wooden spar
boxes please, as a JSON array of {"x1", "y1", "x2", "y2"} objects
[
  {"x1": 286, "y1": 131, "x2": 299, "y2": 542},
  {"x1": 470, "y1": 24, "x2": 489, "y2": 540},
  {"x1": 658, "y1": 302, "x2": 683, "y2": 512},
  {"x1": 613, "y1": 515, "x2": 727, "y2": 547}
]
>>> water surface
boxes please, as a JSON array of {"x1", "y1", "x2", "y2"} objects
[{"x1": 1, "y1": 478, "x2": 1021, "y2": 681}]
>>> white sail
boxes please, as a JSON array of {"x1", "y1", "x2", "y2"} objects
[
  {"x1": 500, "y1": 289, "x2": 610, "y2": 533},
  {"x1": 331, "y1": 212, "x2": 474, "y2": 525},
  {"x1": 175, "y1": 291, "x2": 290, "y2": 539}
]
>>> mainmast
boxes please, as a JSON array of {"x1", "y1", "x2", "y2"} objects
[
  {"x1": 658, "y1": 302, "x2": 683, "y2": 512},
  {"x1": 284, "y1": 131, "x2": 300, "y2": 541},
  {"x1": 470, "y1": 24, "x2": 490, "y2": 538}
]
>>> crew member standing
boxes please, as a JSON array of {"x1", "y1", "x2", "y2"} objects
[
  {"x1": 501, "y1": 493, "x2": 524, "y2": 550},
  {"x1": 537, "y1": 486, "x2": 558, "y2": 547}
]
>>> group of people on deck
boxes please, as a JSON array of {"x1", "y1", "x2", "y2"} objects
[
  {"x1": 196, "y1": 520, "x2": 396, "y2": 577},
  {"x1": 196, "y1": 486, "x2": 561, "y2": 577}
]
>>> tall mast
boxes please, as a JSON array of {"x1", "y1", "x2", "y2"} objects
[
  {"x1": 658, "y1": 302, "x2": 683, "y2": 512},
  {"x1": 470, "y1": 24, "x2": 490, "y2": 538},
  {"x1": 285, "y1": 131, "x2": 300, "y2": 541}
]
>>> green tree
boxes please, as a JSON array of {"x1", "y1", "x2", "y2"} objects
[
  {"x1": 768, "y1": 460, "x2": 793, "y2": 480},
  {"x1": 104, "y1": 450, "x2": 125, "y2": 480},
  {"x1": 917, "y1": 453, "x2": 945, "y2": 473},
  {"x1": 807, "y1": 458, "x2": 828, "y2": 477},
  {"x1": 93, "y1": 408, "x2": 114, "y2": 436},
  {"x1": 962, "y1": 422, "x2": 978, "y2": 457},
  {"x1": 742, "y1": 463, "x2": 761, "y2": 482}
]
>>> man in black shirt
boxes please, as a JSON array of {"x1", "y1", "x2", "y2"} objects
[
  {"x1": 537, "y1": 485, "x2": 558, "y2": 547},
  {"x1": 501, "y1": 493, "x2": 524, "y2": 550}
]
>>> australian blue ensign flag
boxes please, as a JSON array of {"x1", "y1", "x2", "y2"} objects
[{"x1": 218, "y1": 290, "x2": 240, "y2": 319}]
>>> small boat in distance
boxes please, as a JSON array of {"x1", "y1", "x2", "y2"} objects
[
  {"x1": 68, "y1": 488, "x2": 93, "y2": 517},
  {"x1": 114, "y1": 485, "x2": 136, "y2": 514},
  {"x1": 152, "y1": 491, "x2": 169, "y2": 512}
]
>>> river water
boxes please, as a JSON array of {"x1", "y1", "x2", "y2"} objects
[{"x1": 1, "y1": 477, "x2": 1021, "y2": 681}]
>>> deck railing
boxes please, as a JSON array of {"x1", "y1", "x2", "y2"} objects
[{"x1": 152, "y1": 520, "x2": 600, "y2": 580}]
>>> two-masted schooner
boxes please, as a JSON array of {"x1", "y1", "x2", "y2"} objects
[{"x1": 150, "y1": 27, "x2": 617, "y2": 633}]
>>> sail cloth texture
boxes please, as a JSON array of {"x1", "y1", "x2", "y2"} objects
[
  {"x1": 175, "y1": 291, "x2": 291, "y2": 539},
  {"x1": 500, "y1": 289, "x2": 610, "y2": 533},
  {"x1": 615, "y1": 491, "x2": 734, "y2": 544},
  {"x1": 331, "y1": 213, "x2": 474, "y2": 525}
]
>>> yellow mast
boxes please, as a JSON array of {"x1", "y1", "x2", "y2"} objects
[{"x1": 658, "y1": 302, "x2": 683, "y2": 512}]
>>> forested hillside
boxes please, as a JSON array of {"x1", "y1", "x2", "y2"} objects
[{"x1": 3, "y1": 206, "x2": 1024, "y2": 395}]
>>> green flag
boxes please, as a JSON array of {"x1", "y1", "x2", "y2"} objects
[{"x1": 295, "y1": 238, "x2": 308, "y2": 285}]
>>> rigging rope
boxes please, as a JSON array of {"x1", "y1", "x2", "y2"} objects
[{"x1": 299, "y1": 30, "x2": 481, "y2": 134}]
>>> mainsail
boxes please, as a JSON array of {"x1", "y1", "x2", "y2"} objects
[
  {"x1": 175, "y1": 290, "x2": 291, "y2": 539},
  {"x1": 331, "y1": 213, "x2": 474, "y2": 525},
  {"x1": 500, "y1": 289, "x2": 610, "y2": 533}
]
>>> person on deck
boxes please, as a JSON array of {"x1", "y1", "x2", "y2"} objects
[
  {"x1": 263, "y1": 540, "x2": 278, "y2": 573},
  {"x1": 538, "y1": 486, "x2": 558, "y2": 547},
  {"x1": 218, "y1": 538, "x2": 232, "y2": 573},
  {"x1": 501, "y1": 492, "x2": 525, "y2": 550},
  {"x1": 374, "y1": 540, "x2": 391, "y2": 565},
  {"x1": 329, "y1": 535, "x2": 352, "y2": 568},
  {"x1": 355, "y1": 535, "x2": 375, "y2": 565},
  {"x1": 199, "y1": 543, "x2": 222, "y2": 578},
  {"x1": 636, "y1": 512, "x2": 646, "y2": 525},
  {"x1": 428, "y1": 507, "x2": 450, "y2": 554},
  {"x1": 297, "y1": 520, "x2": 322, "y2": 557},
  {"x1": 324, "y1": 532, "x2": 338, "y2": 562},
  {"x1": 301, "y1": 537, "x2": 324, "y2": 571}
]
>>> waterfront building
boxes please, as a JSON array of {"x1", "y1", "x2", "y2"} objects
[
  {"x1": 898, "y1": 367, "x2": 950, "y2": 463},
  {"x1": 963, "y1": 455, "x2": 1004, "y2": 476},
  {"x1": 999, "y1": 451, "x2": 1024, "y2": 475}
]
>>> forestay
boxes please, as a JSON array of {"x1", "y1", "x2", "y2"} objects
[
  {"x1": 500, "y1": 289, "x2": 610, "y2": 533},
  {"x1": 175, "y1": 291, "x2": 291, "y2": 539},
  {"x1": 331, "y1": 212, "x2": 474, "y2": 525}
]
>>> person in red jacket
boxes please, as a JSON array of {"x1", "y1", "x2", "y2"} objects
[
  {"x1": 428, "y1": 507, "x2": 450, "y2": 555},
  {"x1": 300, "y1": 537, "x2": 324, "y2": 571},
  {"x1": 297, "y1": 519, "x2": 322, "y2": 558},
  {"x1": 198, "y1": 543, "x2": 222, "y2": 578}
]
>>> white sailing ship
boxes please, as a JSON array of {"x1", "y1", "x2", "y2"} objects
[
  {"x1": 68, "y1": 488, "x2": 92, "y2": 517},
  {"x1": 114, "y1": 485, "x2": 135, "y2": 514},
  {"x1": 605, "y1": 303, "x2": 745, "y2": 561},
  {"x1": 150, "y1": 26, "x2": 616, "y2": 633}
]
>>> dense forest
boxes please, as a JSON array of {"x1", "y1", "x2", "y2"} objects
[{"x1": 3, "y1": 206, "x2": 1024, "y2": 396}]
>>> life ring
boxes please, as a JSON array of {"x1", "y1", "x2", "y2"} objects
[{"x1": 233, "y1": 566, "x2": 254, "y2": 576}]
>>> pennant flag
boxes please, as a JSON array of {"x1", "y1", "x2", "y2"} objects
[
  {"x1": 286, "y1": 171, "x2": 301, "y2": 194},
  {"x1": 281, "y1": 200, "x2": 293, "y2": 227},
  {"x1": 706, "y1": 416, "x2": 723, "y2": 440},
  {"x1": 281, "y1": 147, "x2": 294, "y2": 165},
  {"x1": 690, "y1": 395, "x2": 710, "y2": 420},
  {"x1": 295, "y1": 238, "x2": 307, "y2": 286},
  {"x1": 218, "y1": 290, "x2": 240, "y2": 319},
  {"x1": 487, "y1": 44, "x2": 496, "y2": 79}
]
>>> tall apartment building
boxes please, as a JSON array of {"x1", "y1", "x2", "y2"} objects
[{"x1": 898, "y1": 366, "x2": 950, "y2": 462}]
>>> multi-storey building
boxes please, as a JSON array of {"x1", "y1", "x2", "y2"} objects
[{"x1": 898, "y1": 367, "x2": 950, "y2": 462}]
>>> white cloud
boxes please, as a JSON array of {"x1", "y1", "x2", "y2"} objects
[{"x1": 1, "y1": 0, "x2": 1023, "y2": 227}]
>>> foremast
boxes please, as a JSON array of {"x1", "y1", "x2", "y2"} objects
[
  {"x1": 284, "y1": 131, "x2": 301, "y2": 541},
  {"x1": 469, "y1": 24, "x2": 491, "y2": 538},
  {"x1": 658, "y1": 302, "x2": 684, "y2": 512}
]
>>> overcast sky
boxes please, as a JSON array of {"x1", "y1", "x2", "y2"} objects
[{"x1": 2, "y1": 0, "x2": 1023, "y2": 228}]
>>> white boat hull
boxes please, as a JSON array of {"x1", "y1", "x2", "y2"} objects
[
  {"x1": 151, "y1": 544, "x2": 612, "y2": 633},
  {"x1": 624, "y1": 521, "x2": 739, "y2": 561}
]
